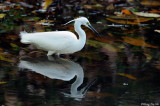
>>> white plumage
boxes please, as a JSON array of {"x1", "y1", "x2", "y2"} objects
[{"x1": 20, "y1": 17, "x2": 99, "y2": 56}]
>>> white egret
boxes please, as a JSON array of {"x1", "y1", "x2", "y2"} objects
[{"x1": 20, "y1": 17, "x2": 99, "y2": 56}]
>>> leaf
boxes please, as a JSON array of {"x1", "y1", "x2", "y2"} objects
[
  {"x1": 95, "y1": 36, "x2": 122, "y2": 44},
  {"x1": 0, "y1": 82, "x2": 6, "y2": 84},
  {"x1": 15, "y1": 5, "x2": 21, "y2": 9},
  {"x1": 36, "y1": 20, "x2": 53, "y2": 24},
  {"x1": 42, "y1": 0, "x2": 53, "y2": 10},
  {"x1": 132, "y1": 11, "x2": 160, "y2": 18},
  {"x1": 109, "y1": 15, "x2": 153, "y2": 21},
  {"x1": 122, "y1": 9, "x2": 132, "y2": 15},
  {"x1": 84, "y1": 5, "x2": 93, "y2": 9},
  {"x1": 36, "y1": 19, "x2": 54, "y2": 26},
  {"x1": 0, "y1": 14, "x2": 6, "y2": 18},
  {"x1": 0, "y1": 53, "x2": 15, "y2": 63},
  {"x1": 122, "y1": 36, "x2": 158, "y2": 48},
  {"x1": 84, "y1": 4, "x2": 103, "y2": 9},
  {"x1": 141, "y1": 1, "x2": 160, "y2": 7},
  {"x1": 144, "y1": 53, "x2": 152, "y2": 61},
  {"x1": 117, "y1": 73, "x2": 137, "y2": 80},
  {"x1": 106, "y1": 18, "x2": 140, "y2": 25},
  {"x1": 133, "y1": 18, "x2": 151, "y2": 23},
  {"x1": 10, "y1": 43, "x2": 19, "y2": 51},
  {"x1": 149, "y1": 10, "x2": 160, "y2": 13}
]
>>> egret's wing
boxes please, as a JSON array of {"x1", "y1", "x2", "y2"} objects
[{"x1": 26, "y1": 31, "x2": 77, "y2": 50}]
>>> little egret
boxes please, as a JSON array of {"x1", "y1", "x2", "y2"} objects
[{"x1": 20, "y1": 17, "x2": 99, "y2": 56}]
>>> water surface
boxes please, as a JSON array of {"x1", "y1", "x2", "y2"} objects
[{"x1": 0, "y1": 0, "x2": 160, "y2": 106}]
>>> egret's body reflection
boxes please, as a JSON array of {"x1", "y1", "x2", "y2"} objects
[{"x1": 19, "y1": 57, "x2": 94, "y2": 100}]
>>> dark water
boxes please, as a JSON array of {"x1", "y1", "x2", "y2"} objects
[{"x1": 0, "y1": 0, "x2": 160, "y2": 106}]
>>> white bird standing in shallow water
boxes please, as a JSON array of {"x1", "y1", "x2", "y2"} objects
[{"x1": 20, "y1": 17, "x2": 100, "y2": 56}]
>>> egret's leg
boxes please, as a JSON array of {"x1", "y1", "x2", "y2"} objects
[{"x1": 47, "y1": 51, "x2": 55, "y2": 56}]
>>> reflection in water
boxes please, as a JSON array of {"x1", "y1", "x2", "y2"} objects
[{"x1": 18, "y1": 57, "x2": 95, "y2": 100}]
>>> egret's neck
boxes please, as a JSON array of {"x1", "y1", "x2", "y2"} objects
[{"x1": 74, "y1": 22, "x2": 86, "y2": 47}]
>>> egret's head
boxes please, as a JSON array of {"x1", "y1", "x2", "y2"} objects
[
  {"x1": 65, "y1": 17, "x2": 90, "y2": 26},
  {"x1": 75, "y1": 17, "x2": 90, "y2": 27},
  {"x1": 65, "y1": 17, "x2": 100, "y2": 36},
  {"x1": 75, "y1": 17, "x2": 100, "y2": 36}
]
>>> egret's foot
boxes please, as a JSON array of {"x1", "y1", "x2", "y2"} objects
[
  {"x1": 47, "y1": 53, "x2": 60, "y2": 61},
  {"x1": 47, "y1": 51, "x2": 55, "y2": 56}
]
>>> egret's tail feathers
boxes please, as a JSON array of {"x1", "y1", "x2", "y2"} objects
[{"x1": 20, "y1": 31, "x2": 31, "y2": 44}]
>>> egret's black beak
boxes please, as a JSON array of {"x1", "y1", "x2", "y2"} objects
[{"x1": 88, "y1": 25, "x2": 100, "y2": 36}]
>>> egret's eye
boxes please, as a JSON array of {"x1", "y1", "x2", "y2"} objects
[{"x1": 86, "y1": 22, "x2": 89, "y2": 25}]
